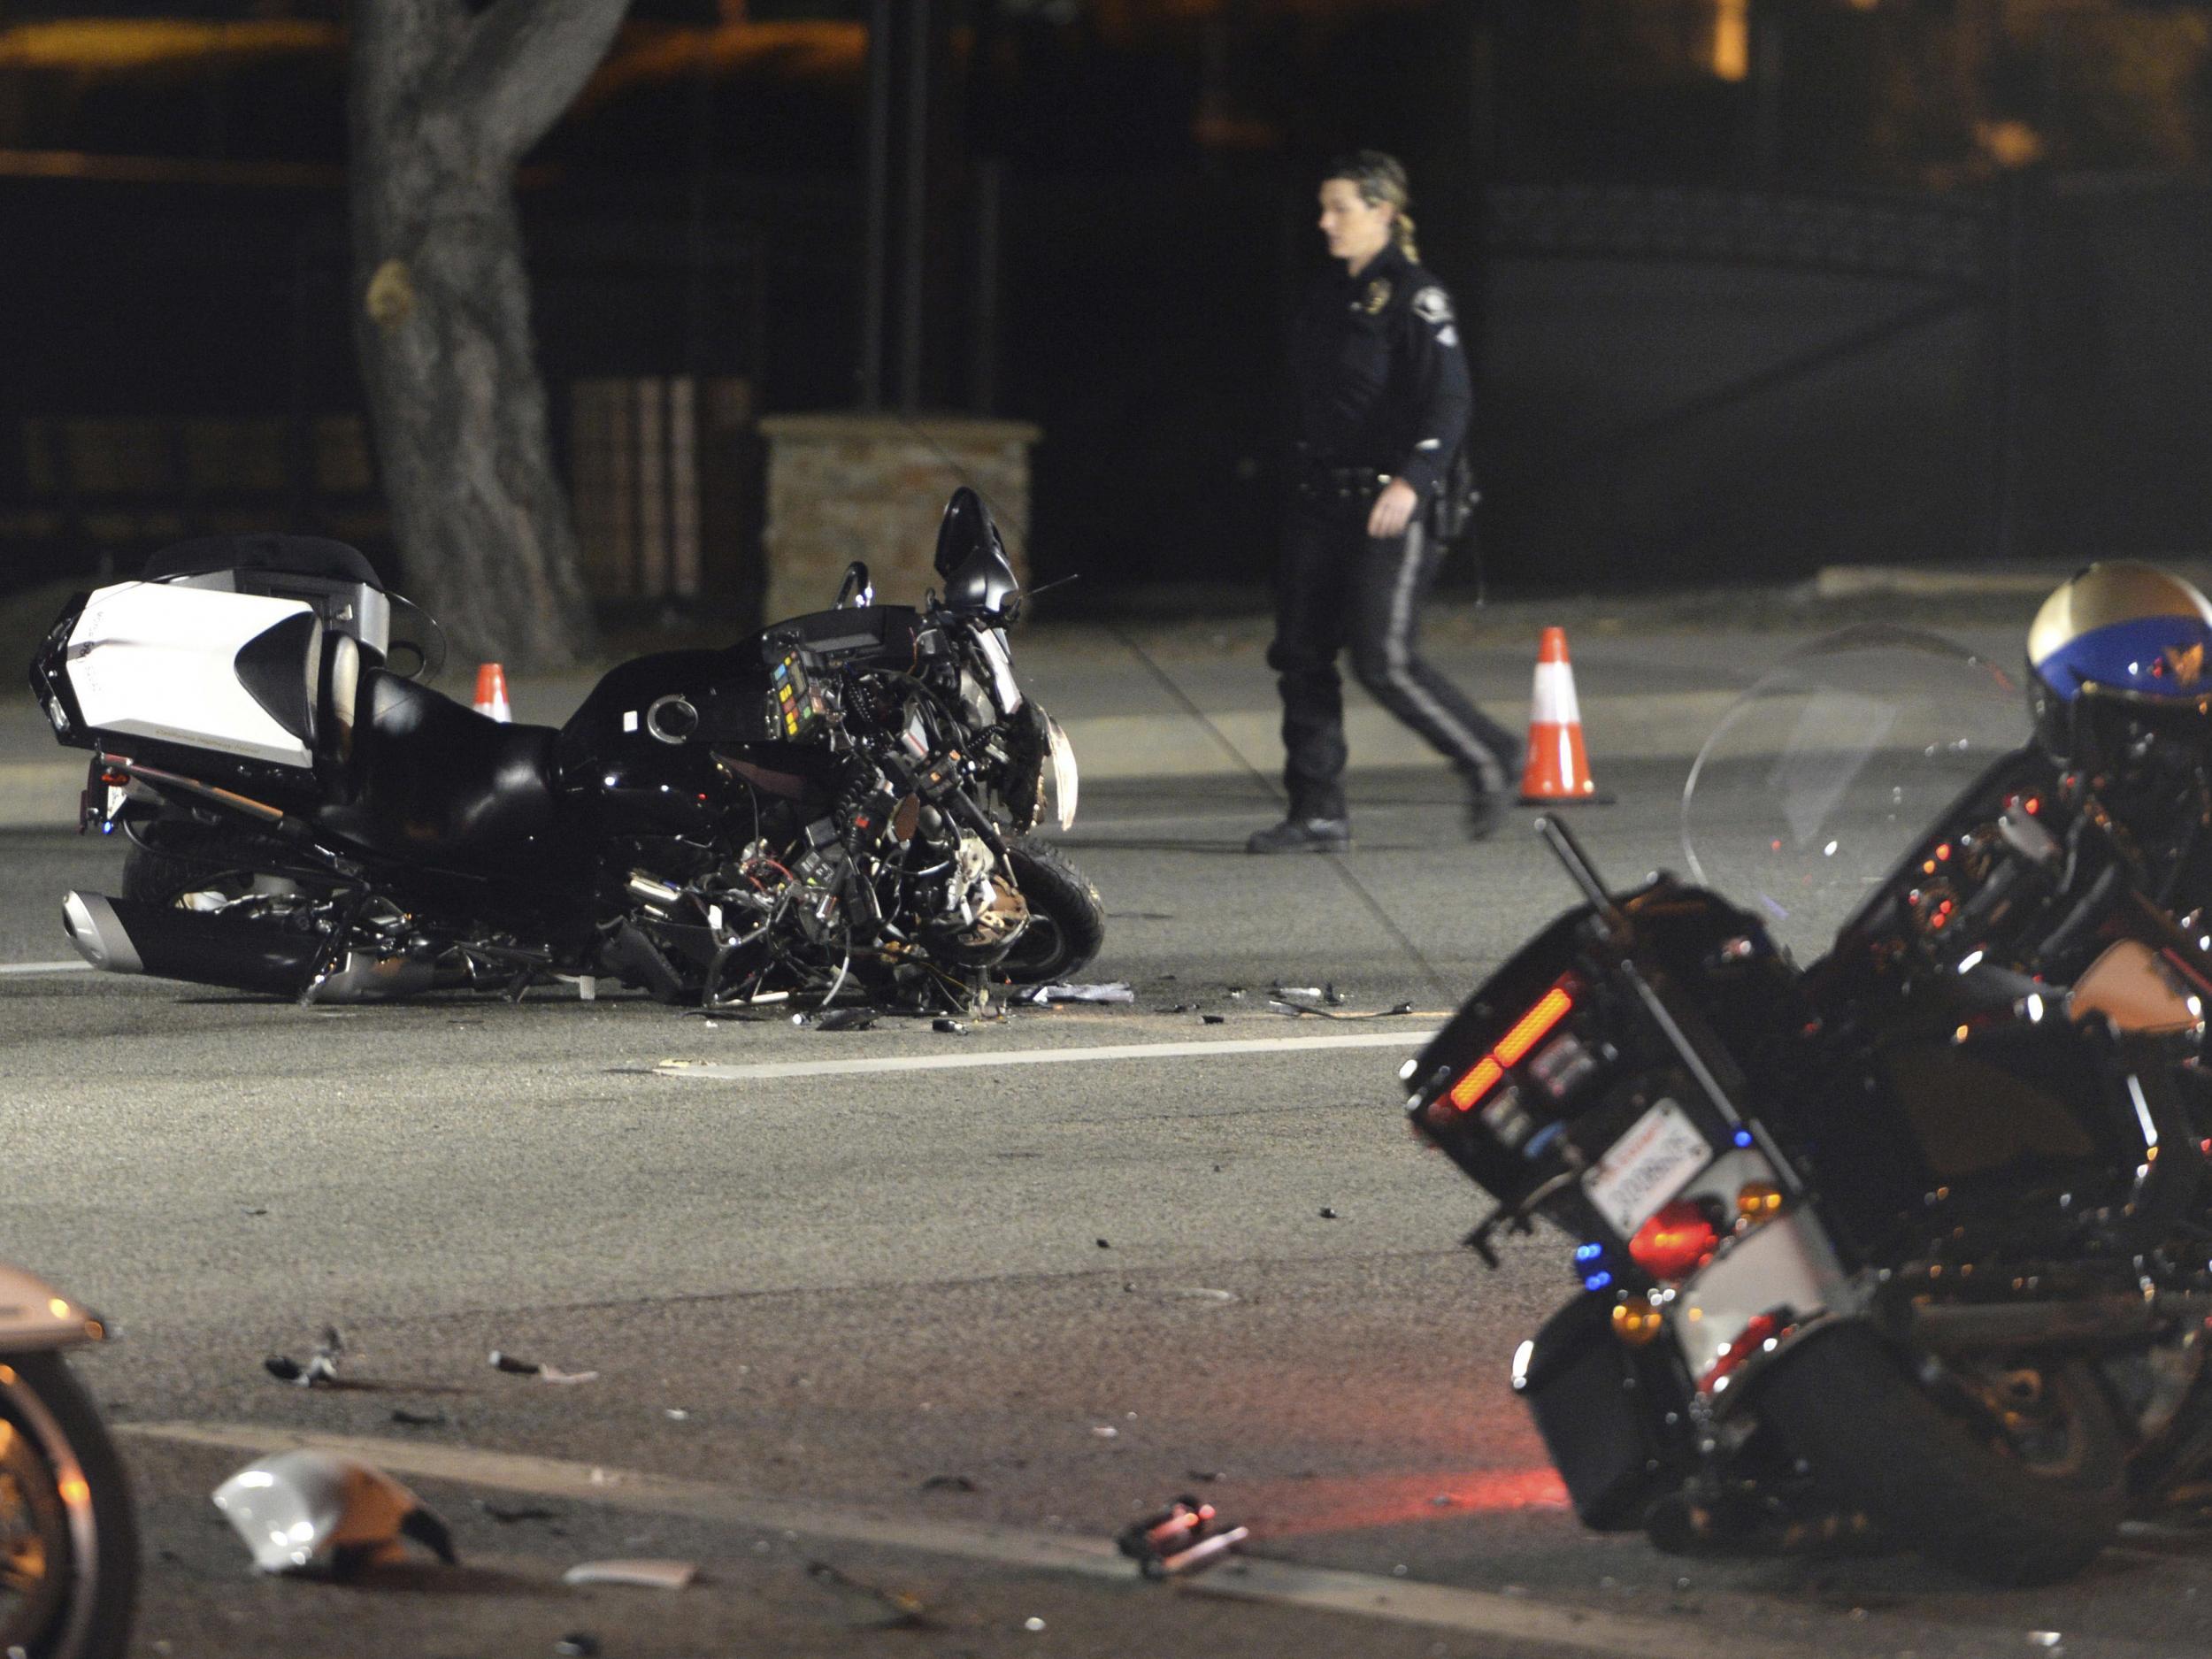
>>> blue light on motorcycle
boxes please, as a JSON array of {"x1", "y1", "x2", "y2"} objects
[
  {"x1": 1573, "y1": 1242, "x2": 1604, "y2": 1263},
  {"x1": 1732, "y1": 1130, "x2": 1754, "y2": 1148},
  {"x1": 1582, "y1": 1271, "x2": 1613, "y2": 1293}
]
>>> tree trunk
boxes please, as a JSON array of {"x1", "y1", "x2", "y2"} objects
[{"x1": 349, "y1": 0, "x2": 630, "y2": 669}]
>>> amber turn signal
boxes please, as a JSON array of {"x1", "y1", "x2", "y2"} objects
[{"x1": 1610, "y1": 1302, "x2": 1664, "y2": 1347}]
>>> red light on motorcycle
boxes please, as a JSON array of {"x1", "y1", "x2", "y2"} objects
[
  {"x1": 1448, "y1": 1056, "x2": 1505, "y2": 1111},
  {"x1": 1628, "y1": 1201, "x2": 1719, "y2": 1282},
  {"x1": 1697, "y1": 1312, "x2": 1780, "y2": 1395},
  {"x1": 1497, "y1": 988, "x2": 1573, "y2": 1065},
  {"x1": 1444, "y1": 983, "x2": 1574, "y2": 1112}
]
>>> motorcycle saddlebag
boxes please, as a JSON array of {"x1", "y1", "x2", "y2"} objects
[{"x1": 1517, "y1": 1293, "x2": 1687, "y2": 1532}]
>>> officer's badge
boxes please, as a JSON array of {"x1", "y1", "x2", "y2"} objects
[
  {"x1": 1412, "y1": 286, "x2": 1453, "y2": 325},
  {"x1": 2167, "y1": 642, "x2": 2205, "y2": 686},
  {"x1": 1362, "y1": 278, "x2": 1391, "y2": 315}
]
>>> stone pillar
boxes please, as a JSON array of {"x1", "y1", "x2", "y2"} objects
[{"x1": 756, "y1": 412, "x2": 1040, "y2": 624}]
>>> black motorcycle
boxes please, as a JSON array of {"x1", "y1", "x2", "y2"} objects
[
  {"x1": 1404, "y1": 672, "x2": 2212, "y2": 1582},
  {"x1": 30, "y1": 488, "x2": 1103, "y2": 1012}
]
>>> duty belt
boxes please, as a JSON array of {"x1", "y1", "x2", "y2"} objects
[{"x1": 1295, "y1": 458, "x2": 1393, "y2": 503}]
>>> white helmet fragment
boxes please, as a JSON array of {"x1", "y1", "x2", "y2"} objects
[{"x1": 213, "y1": 1449, "x2": 457, "y2": 1576}]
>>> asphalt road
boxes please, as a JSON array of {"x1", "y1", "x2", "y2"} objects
[{"x1": 0, "y1": 760, "x2": 2208, "y2": 1657}]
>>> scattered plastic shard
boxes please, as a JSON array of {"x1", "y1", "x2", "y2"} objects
[
  {"x1": 212, "y1": 1448, "x2": 456, "y2": 1576},
  {"x1": 562, "y1": 1558, "x2": 697, "y2": 1591},
  {"x1": 1324, "y1": 983, "x2": 1346, "y2": 1005},
  {"x1": 1117, "y1": 1495, "x2": 1249, "y2": 1579},
  {"x1": 1095, "y1": 1238, "x2": 1111, "y2": 1248},
  {"x1": 489, "y1": 1348, "x2": 599, "y2": 1385},
  {"x1": 1160, "y1": 1002, "x2": 1195, "y2": 1014},
  {"x1": 932, "y1": 1018, "x2": 968, "y2": 1034},
  {"x1": 2028, "y1": 1639, "x2": 2063, "y2": 1652},
  {"x1": 265, "y1": 1325, "x2": 344, "y2": 1387},
  {"x1": 554, "y1": 1635, "x2": 601, "y2": 1657},
  {"x1": 806, "y1": 1560, "x2": 933, "y2": 1629},
  {"x1": 389, "y1": 1409, "x2": 447, "y2": 1428},
  {"x1": 1202, "y1": 1014, "x2": 1225, "y2": 1025},
  {"x1": 1036, "y1": 982, "x2": 1134, "y2": 1003},
  {"x1": 1319, "y1": 1207, "x2": 1339, "y2": 1219},
  {"x1": 1274, "y1": 985, "x2": 1323, "y2": 998},
  {"x1": 1091, "y1": 1425, "x2": 1119, "y2": 1439},
  {"x1": 813, "y1": 1007, "x2": 878, "y2": 1032},
  {"x1": 476, "y1": 1499, "x2": 559, "y2": 1524}
]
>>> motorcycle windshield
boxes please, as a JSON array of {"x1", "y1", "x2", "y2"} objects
[
  {"x1": 933, "y1": 487, "x2": 1021, "y2": 616},
  {"x1": 1679, "y1": 625, "x2": 2028, "y2": 964}
]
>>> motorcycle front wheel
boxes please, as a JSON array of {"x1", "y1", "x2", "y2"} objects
[
  {"x1": 1755, "y1": 1320, "x2": 2124, "y2": 1586},
  {"x1": 996, "y1": 837, "x2": 1107, "y2": 986},
  {"x1": 0, "y1": 1352, "x2": 139, "y2": 1657}
]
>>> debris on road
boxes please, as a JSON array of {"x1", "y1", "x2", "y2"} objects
[
  {"x1": 1030, "y1": 981, "x2": 1134, "y2": 1004},
  {"x1": 553, "y1": 1635, "x2": 601, "y2": 1657},
  {"x1": 1117, "y1": 1495, "x2": 1250, "y2": 1579},
  {"x1": 388, "y1": 1409, "x2": 448, "y2": 1429},
  {"x1": 808, "y1": 1007, "x2": 879, "y2": 1032},
  {"x1": 475, "y1": 1499, "x2": 560, "y2": 1525},
  {"x1": 1268, "y1": 996, "x2": 1416, "y2": 1021},
  {"x1": 264, "y1": 1325, "x2": 344, "y2": 1388},
  {"x1": 489, "y1": 1348, "x2": 600, "y2": 1385},
  {"x1": 806, "y1": 1560, "x2": 933, "y2": 1629},
  {"x1": 1319, "y1": 1207, "x2": 1339, "y2": 1219},
  {"x1": 1095, "y1": 1238, "x2": 1111, "y2": 1248},
  {"x1": 561, "y1": 1558, "x2": 698, "y2": 1591},
  {"x1": 921, "y1": 1474, "x2": 979, "y2": 1493},
  {"x1": 1201, "y1": 1014, "x2": 1225, "y2": 1025},
  {"x1": 1091, "y1": 1425, "x2": 1119, "y2": 1439},
  {"x1": 212, "y1": 1448, "x2": 456, "y2": 1576},
  {"x1": 932, "y1": 1017, "x2": 968, "y2": 1034}
]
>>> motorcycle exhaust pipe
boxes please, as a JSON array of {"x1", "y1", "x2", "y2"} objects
[{"x1": 64, "y1": 889, "x2": 323, "y2": 996}]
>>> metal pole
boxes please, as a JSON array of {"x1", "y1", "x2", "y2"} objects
[
  {"x1": 898, "y1": 0, "x2": 929, "y2": 414},
  {"x1": 859, "y1": 0, "x2": 891, "y2": 411}
]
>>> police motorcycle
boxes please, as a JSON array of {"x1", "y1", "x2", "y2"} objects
[
  {"x1": 0, "y1": 1263, "x2": 137, "y2": 1655},
  {"x1": 1401, "y1": 598, "x2": 2212, "y2": 1586},
  {"x1": 29, "y1": 488, "x2": 1102, "y2": 1010}
]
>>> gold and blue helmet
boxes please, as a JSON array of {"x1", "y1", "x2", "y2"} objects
[{"x1": 2027, "y1": 561, "x2": 2212, "y2": 766}]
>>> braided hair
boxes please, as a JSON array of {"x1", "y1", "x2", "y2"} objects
[{"x1": 1325, "y1": 150, "x2": 1418, "y2": 263}]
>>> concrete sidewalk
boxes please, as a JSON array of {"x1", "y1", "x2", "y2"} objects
[{"x1": 0, "y1": 576, "x2": 2046, "y2": 829}]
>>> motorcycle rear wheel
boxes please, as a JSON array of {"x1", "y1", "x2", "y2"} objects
[
  {"x1": 1755, "y1": 1320, "x2": 2124, "y2": 1586},
  {"x1": 996, "y1": 837, "x2": 1106, "y2": 986},
  {"x1": 0, "y1": 1352, "x2": 139, "y2": 1657},
  {"x1": 121, "y1": 824, "x2": 322, "y2": 911}
]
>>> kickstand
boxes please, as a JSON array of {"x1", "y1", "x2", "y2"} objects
[{"x1": 296, "y1": 889, "x2": 373, "y2": 1007}]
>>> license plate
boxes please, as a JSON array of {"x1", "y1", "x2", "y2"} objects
[{"x1": 1581, "y1": 1099, "x2": 1711, "y2": 1235}]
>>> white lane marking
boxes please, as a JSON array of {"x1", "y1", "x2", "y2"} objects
[
  {"x1": 119, "y1": 1422, "x2": 1781, "y2": 1659},
  {"x1": 657, "y1": 1029, "x2": 1439, "y2": 1084},
  {"x1": 0, "y1": 960, "x2": 91, "y2": 977}
]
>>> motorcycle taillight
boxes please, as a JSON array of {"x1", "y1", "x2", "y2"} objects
[
  {"x1": 1447, "y1": 979, "x2": 1576, "y2": 1111},
  {"x1": 1627, "y1": 1200, "x2": 1719, "y2": 1282}
]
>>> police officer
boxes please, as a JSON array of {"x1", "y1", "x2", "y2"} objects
[{"x1": 1248, "y1": 150, "x2": 1519, "y2": 855}]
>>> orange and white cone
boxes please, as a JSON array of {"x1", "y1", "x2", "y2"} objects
[
  {"x1": 1518, "y1": 627, "x2": 1604, "y2": 803},
  {"x1": 472, "y1": 663, "x2": 511, "y2": 723}
]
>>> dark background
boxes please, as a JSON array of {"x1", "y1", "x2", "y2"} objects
[{"x1": 0, "y1": 0, "x2": 2207, "y2": 613}]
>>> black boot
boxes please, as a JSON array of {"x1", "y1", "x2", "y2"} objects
[{"x1": 1246, "y1": 815, "x2": 1351, "y2": 855}]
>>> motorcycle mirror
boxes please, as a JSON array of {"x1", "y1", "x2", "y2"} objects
[
  {"x1": 836, "y1": 561, "x2": 874, "y2": 611},
  {"x1": 213, "y1": 1448, "x2": 457, "y2": 1576}
]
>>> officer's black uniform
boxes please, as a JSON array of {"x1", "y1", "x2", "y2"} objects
[{"x1": 1262, "y1": 239, "x2": 1517, "y2": 839}]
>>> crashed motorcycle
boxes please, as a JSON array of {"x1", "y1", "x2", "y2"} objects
[
  {"x1": 0, "y1": 1263, "x2": 136, "y2": 1655},
  {"x1": 1403, "y1": 631, "x2": 2212, "y2": 1584},
  {"x1": 29, "y1": 488, "x2": 1102, "y2": 1011}
]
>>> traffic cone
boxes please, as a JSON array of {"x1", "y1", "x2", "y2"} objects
[
  {"x1": 1518, "y1": 627, "x2": 1607, "y2": 804},
  {"x1": 472, "y1": 663, "x2": 511, "y2": 723}
]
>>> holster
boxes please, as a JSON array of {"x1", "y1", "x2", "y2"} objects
[{"x1": 1426, "y1": 445, "x2": 1481, "y2": 543}]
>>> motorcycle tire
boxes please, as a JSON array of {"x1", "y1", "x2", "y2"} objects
[
  {"x1": 997, "y1": 837, "x2": 1107, "y2": 986},
  {"x1": 121, "y1": 825, "x2": 317, "y2": 909},
  {"x1": 0, "y1": 1352, "x2": 140, "y2": 1657},
  {"x1": 1755, "y1": 1320, "x2": 2124, "y2": 1586}
]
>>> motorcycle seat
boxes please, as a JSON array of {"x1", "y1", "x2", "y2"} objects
[{"x1": 321, "y1": 669, "x2": 559, "y2": 856}]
